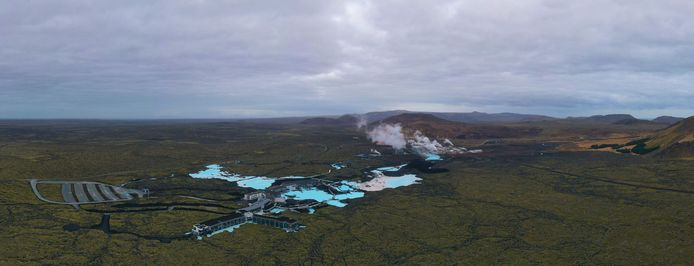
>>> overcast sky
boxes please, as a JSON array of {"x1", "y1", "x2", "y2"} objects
[{"x1": 1, "y1": 0, "x2": 693, "y2": 119}]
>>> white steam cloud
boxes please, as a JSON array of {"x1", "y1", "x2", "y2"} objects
[
  {"x1": 367, "y1": 123, "x2": 407, "y2": 150},
  {"x1": 356, "y1": 115, "x2": 367, "y2": 130},
  {"x1": 366, "y1": 124, "x2": 480, "y2": 160},
  {"x1": 408, "y1": 131, "x2": 444, "y2": 157}
]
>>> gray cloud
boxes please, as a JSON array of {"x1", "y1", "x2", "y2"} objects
[{"x1": 1, "y1": 0, "x2": 693, "y2": 118}]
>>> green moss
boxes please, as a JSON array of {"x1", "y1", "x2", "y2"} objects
[
  {"x1": 631, "y1": 143, "x2": 659, "y2": 154},
  {"x1": 0, "y1": 121, "x2": 692, "y2": 265},
  {"x1": 625, "y1": 138, "x2": 650, "y2": 146},
  {"x1": 590, "y1": 143, "x2": 623, "y2": 149},
  {"x1": 616, "y1": 148, "x2": 631, "y2": 153}
]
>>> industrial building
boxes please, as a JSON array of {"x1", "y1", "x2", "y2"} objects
[{"x1": 191, "y1": 212, "x2": 302, "y2": 237}]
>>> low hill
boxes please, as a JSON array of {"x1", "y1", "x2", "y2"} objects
[
  {"x1": 652, "y1": 116, "x2": 684, "y2": 125},
  {"x1": 379, "y1": 113, "x2": 542, "y2": 139},
  {"x1": 363, "y1": 110, "x2": 411, "y2": 122},
  {"x1": 612, "y1": 118, "x2": 660, "y2": 126},
  {"x1": 364, "y1": 110, "x2": 555, "y2": 124},
  {"x1": 644, "y1": 116, "x2": 694, "y2": 159},
  {"x1": 300, "y1": 115, "x2": 358, "y2": 126},
  {"x1": 569, "y1": 114, "x2": 637, "y2": 123},
  {"x1": 432, "y1": 111, "x2": 555, "y2": 123}
]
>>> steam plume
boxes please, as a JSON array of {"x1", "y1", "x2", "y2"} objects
[
  {"x1": 408, "y1": 130, "x2": 443, "y2": 157},
  {"x1": 367, "y1": 123, "x2": 407, "y2": 150},
  {"x1": 366, "y1": 123, "x2": 480, "y2": 159},
  {"x1": 356, "y1": 115, "x2": 367, "y2": 130}
]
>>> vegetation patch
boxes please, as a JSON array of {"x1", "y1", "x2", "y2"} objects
[
  {"x1": 589, "y1": 143, "x2": 623, "y2": 149},
  {"x1": 631, "y1": 143, "x2": 659, "y2": 155},
  {"x1": 615, "y1": 148, "x2": 631, "y2": 153},
  {"x1": 625, "y1": 138, "x2": 650, "y2": 146}
]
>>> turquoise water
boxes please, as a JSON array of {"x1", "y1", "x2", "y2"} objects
[
  {"x1": 376, "y1": 164, "x2": 407, "y2": 171},
  {"x1": 278, "y1": 176, "x2": 308, "y2": 180},
  {"x1": 189, "y1": 164, "x2": 308, "y2": 189},
  {"x1": 383, "y1": 174, "x2": 421, "y2": 188},
  {"x1": 334, "y1": 191, "x2": 365, "y2": 200},
  {"x1": 282, "y1": 187, "x2": 333, "y2": 202},
  {"x1": 189, "y1": 164, "x2": 243, "y2": 182},
  {"x1": 325, "y1": 200, "x2": 347, "y2": 207},
  {"x1": 207, "y1": 224, "x2": 243, "y2": 238},
  {"x1": 280, "y1": 187, "x2": 363, "y2": 207},
  {"x1": 270, "y1": 207, "x2": 285, "y2": 214},
  {"x1": 336, "y1": 181, "x2": 359, "y2": 192},
  {"x1": 425, "y1": 154, "x2": 442, "y2": 161},
  {"x1": 190, "y1": 163, "x2": 422, "y2": 211},
  {"x1": 236, "y1": 176, "x2": 276, "y2": 190},
  {"x1": 330, "y1": 163, "x2": 346, "y2": 170}
]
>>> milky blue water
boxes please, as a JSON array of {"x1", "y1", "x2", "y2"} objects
[
  {"x1": 425, "y1": 154, "x2": 442, "y2": 161},
  {"x1": 189, "y1": 164, "x2": 300, "y2": 190},
  {"x1": 191, "y1": 162, "x2": 427, "y2": 239},
  {"x1": 325, "y1": 200, "x2": 347, "y2": 207},
  {"x1": 376, "y1": 164, "x2": 407, "y2": 172},
  {"x1": 189, "y1": 164, "x2": 242, "y2": 181},
  {"x1": 236, "y1": 176, "x2": 276, "y2": 190},
  {"x1": 270, "y1": 207, "x2": 285, "y2": 214},
  {"x1": 335, "y1": 181, "x2": 359, "y2": 192},
  {"x1": 333, "y1": 191, "x2": 365, "y2": 200},
  {"x1": 190, "y1": 163, "x2": 421, "y2": 211},
  {"x1": 278, "y1": 176, "x2": 309, "y2": 180},
  {"x1": 330, "y1": 163, "x2": 346, "y2": 170},
  {"x1": 282, "y1": 187, "x2": 333, "y2": 202},
  {"x1": 280, "y1": 187, "x2": 364, "y2": 208},
  {"x1": 383, "y1": 174, "x2": 421, "y2": 188},
  {"x1": 206, "y1": 224, "x2": 243, "y2": 238}
]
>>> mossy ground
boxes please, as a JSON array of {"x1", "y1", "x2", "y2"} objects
[{"x1": 0, "y1": 121, "x2": 692, "y2": 265}]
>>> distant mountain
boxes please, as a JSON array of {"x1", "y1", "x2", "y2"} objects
[
  {"x1": 569, "y1": 114, "x2": 636, "y2": 123},
  {"x1": 300, "y1": 115, "x2": 358, "y2": 126},
  {"x1": 379, "y1": 113, "x2": 542, "y2": 139},
  {"x1": 242, "y1": 116, "x2": 316, "y2": 124},
  {"x1": 380, "y1": 113, "x2": 461, "y2": 137},
  {"x1": 363, "y1": 110, "x2": 555, "y2": 124},
  {"x1": 644, "y1": 116, "x2": 694, "y2": 159},
  {"x1": 612, "y1": 118, "x2": 659, "y2": 126},
  {"x1": 362, "y1": 110, "x2": 412, "y2": 122},
  {"x1": 381, "y1": 113, "x2": 453, "y2": 125},
  {"x1": 429, "y1": 111, "x2": 555, "y2": 123},
  {"x1": 652, "y1": 116, "x2": 684, "y2": 125}
]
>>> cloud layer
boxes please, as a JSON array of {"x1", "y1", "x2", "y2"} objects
[{"x1": 1, "y1": 0, "x2": 693, "y2": 118}]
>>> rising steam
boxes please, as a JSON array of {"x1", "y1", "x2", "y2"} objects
[
  {"x1": 356, "y1": 115, "x2": 367, "y2": 130},
  {"x1": 408, "y1": 130, "x2": 443, "y2": 157},
  {"x1": 367, "y1": 123, "x2": 407, "y2": 150},
  {"x1": 366, "y1": 124, "x2": 479, "y2": 160}
]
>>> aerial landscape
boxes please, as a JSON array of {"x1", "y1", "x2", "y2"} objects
[{"x1": 1, "y1": 1, "x2": 693, "y2": 265}]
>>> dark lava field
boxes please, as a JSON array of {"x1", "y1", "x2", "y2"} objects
[{"x1": 0, "y1": 120, "x2": 692, "y2": 265}]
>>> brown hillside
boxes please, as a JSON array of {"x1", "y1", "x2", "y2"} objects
[
  {"x1": 300, "y1": 115, "x2": 358, "y2": 126},
  {"x1": 379, "y1": 113, "x2": 541, "y2": 139},
  {"x1": 646, "y1": 116, "x2": 694, "y2": 159}
]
